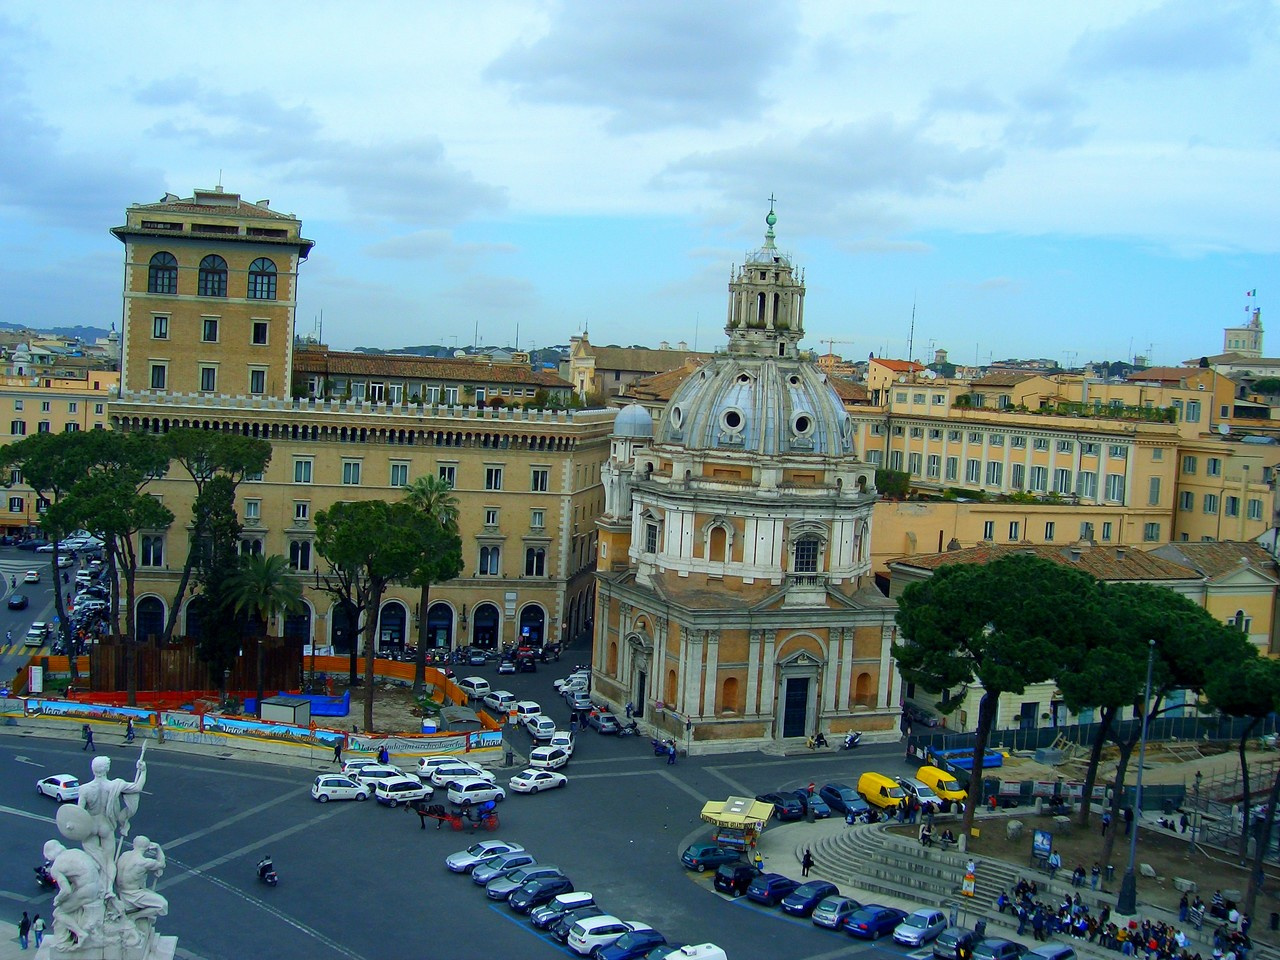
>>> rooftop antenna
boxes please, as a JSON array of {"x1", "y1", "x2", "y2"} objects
[{"x1": 906, "y1": 294, "x2": 917, "y2": 362}]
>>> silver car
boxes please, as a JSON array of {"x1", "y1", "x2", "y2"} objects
[
  {"x1": 444, "y1": 840, "x2": 524, "y2": 874},
  {"x1": 471, "y1": 851, "x2": 537, "y2": 885},
  {"x1": 486, "y1": 863, "x2": 563, "y2": 901},
  {"x1": 812, "y1": 895, "x2": 861, "y2": 930},
  {"x1": 894, "y1": 909, "x2": 949, "y2": 946}
]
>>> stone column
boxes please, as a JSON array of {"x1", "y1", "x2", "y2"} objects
[
  {"x1": 682, "y1": 630, "x2": 703, "y2": 718},
  {"x1": 838, "y1": 627, "x2": 854, "y2": 711},
  {"x1": 745, "y1": 630, "x2": 763, "y2": 716},
  {"x1": 877, "y1": 623, "x2": 896, "y2": 708},
  {"x1": 760, "y1": 633, "x2": 776, "y2": 716},
  {"x1": 701, "y1": 631, "x2": 719, "y2": 717}
]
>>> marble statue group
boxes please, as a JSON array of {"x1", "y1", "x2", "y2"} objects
[{"x1": 41, "y1": 743, "x2": 175, "y2": 959}]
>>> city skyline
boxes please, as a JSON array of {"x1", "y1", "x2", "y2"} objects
[{"x1": 0, "y1": 1, "x2": 1275, "y2": 368}]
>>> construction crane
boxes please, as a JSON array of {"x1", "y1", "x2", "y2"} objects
[{"x1": 821, "y1": 338, "x2": 858, "y2": 357}]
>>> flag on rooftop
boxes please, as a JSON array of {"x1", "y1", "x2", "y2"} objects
[{"x1": 1247, "y1": 289, "x2": 1256, "y2": 296}]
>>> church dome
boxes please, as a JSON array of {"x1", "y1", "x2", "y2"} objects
[
  {"x1": 657, "y1": 357, "x2": 853, "y2": 457},
  {"x1": 613, "y1": 402, "x2": 654, "y2": 438}
]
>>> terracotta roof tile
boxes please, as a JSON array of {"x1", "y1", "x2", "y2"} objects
[
  {"x1": 618, "y1": 361, "x2": 706, "y2": 403},
  {"x1": 587, "y1": 345, "x2": 714, "y2": 374},
  {"x1": 1125, "y1": 366, "x2": 1201, "y2": 383},
  {"x1": 829, "y1": 376, "x2": 868, "y2": 401},
  {"x1": 1148, "y1": 541, "x2": 1280, "y2": 581},
  {"x1": 293, "y1": 347, "x2": 570, "y2": 388},
  {"x1": 874, "y1": 358, "x2": 924, "y2": 373},
  {"x1": 888, "y1": 543, "x2": 1199, "y2": 582}
]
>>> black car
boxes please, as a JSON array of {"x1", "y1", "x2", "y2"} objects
[
  {"x1": 16, "y1": 539, "x2": 49, "y2": 552},
  {"x1": 819, "y1": 782, "x2": 870, "y2": 817},
  {"x1": 507, "y1": 875, "x2": 574, "y2": 913},
  {"x1": 781, "y1": 880, "x2": 840, "y2": 917},
  {"x1": 516, "y1": 657, "x2": 537, "y2": 673},
  {"x1": 681, "y1": 843, "x2": 739, "y2": 872},
  {"x1": 467, "y1": 649, "x2": 489, "y2": 665},
  {"x1": 935, "y1": 928, "x2": 982, "y2": 960},
  {"x1": 7, "y1": 594, "x2": 28, "y2": 610},
  {"x1": 745, "y1": 872, "x2": 801, "y2": 906},
  {"x1": 755, "y1": 792, "x2": 804, "y2": 821},
  {"x1": 714, "y1": 862, "x2": 762, "y2": 896}
]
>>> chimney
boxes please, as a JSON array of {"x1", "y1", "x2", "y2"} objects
[
  {"x1": 1115, "y1": 546, "x2": 1127, "y2": 560},
  {"x1": 659, "y1": 341, "x2": 670, "y2": 350},
  {"x1": 257, "y1": 199, "x2": 270, "y2": 208}
]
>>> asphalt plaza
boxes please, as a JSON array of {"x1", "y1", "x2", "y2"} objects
[{"x1": 0, "y1": 661, "x2": 928, "y2": 960}]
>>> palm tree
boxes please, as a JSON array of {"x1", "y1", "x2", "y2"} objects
[
  {"x1": 226, "y1": 554, "x2": 304, "y2": 716},
  {"x1": 403, "y1": 475, "x2": 461, "y2": 695}
]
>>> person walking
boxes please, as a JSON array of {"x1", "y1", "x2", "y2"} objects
[
  {"x1": 1101, "y1": 810, "x2": 1112, "y2": 836},
  {"x1": 801, "y1": 848, "x2": 814, "y2": 877},
  {"x1": 625, "y1": 701, "x2": 634, "y2": 719},
  {"x1": 666, "y1": 742, "x2": 677, "y2": 765},
  {"x1": 1123, "y1": 807, "x2": 1134, "y2": 836},
  {"x1": 31, "y1": 915, "x2": 44, "y2": 948},
  {"x1": 377, "y1": 744, "x2": 389, "y2": 765},
  {"x1": 125, "y1": 718, "x2": 135, "y2": 743},
  {"x1": 83, "y1": 725, "x2": 95, "y2": 752},
  {"x1": 18, "y1": 911, "x2": 30, "y2": 950},
  {"x1": 1091, "y1": 863, "x2": 1101, "y2": 890},
  {"x1": 332, "y1": 738, "x2": 342, "y2": 764}
]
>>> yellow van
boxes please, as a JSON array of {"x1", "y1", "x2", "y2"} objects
[
  {"x1": 857, "y1": 771, "x2": 906, "y2": 811},
  {"x1": 914, "y1": 765, "x2": 967, "y2": 811}
]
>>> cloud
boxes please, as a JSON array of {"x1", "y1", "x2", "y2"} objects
[
  {"x1": 486, "y1": 0, "x2": 799, "y2": 132},
  {"x1": 1003, "y1": 86, "x2": 1095, "y2": 149},
  {"x1": 1069, "y1": 0, "x2": 1268, "y2": 74},
  {"x1": 925, "y1": 82, "x2": 1007, "y2": 116},
  {"x1": 363, "y1": 230, "x2": 517, "y2": 263},
  {"x1": 137, "y1": 79, "x2": 505, "y2": 225},
  {"x1": 840, "y1": 238, "x2": 934, "y2": 255}
]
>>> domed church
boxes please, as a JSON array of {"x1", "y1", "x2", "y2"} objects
[{"x1": 592, "y1": 208, "x2": 901, "y2": 753}]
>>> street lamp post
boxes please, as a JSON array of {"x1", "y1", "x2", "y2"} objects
[
  {"x1": 1117, "y1": 638, "x2": 1156, "y2": 916},
  {"x1": 1189, "y1": 770, "x2": 1203, "y2": 856}
]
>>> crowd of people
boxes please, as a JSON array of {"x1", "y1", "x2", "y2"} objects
[{"x1": 995, "y1": 878, "x2": 1253, "y2": 960}]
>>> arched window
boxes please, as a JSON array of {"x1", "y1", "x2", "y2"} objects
[
  {"x1": 721, "y1": 676, "x2": 740, "y2": 714},
  {"x1": 240, "y1": 537, "x2": 263, "y2": 556},
  {"x1": 607, "y1": 640, "x2": 618, "y2": 674},
  {"x1": 148, "y1": 252, "x2": 177, "y2": 294},
  {"x1": 288, "y1": 540, "x2": 311, "y2": 571},
  {"x1": 248, "y1": 257, "x2": 277, "y2": 300},
  {"x1": 708, "y1": 525, "x2": 727, "y2": 563},
  {"x1": 756, "y1": 292, "x2": 766, "y2": 324},
  {"x1": 793, "y1": 535, "x2": 820, "y2": 573},
  {"x1": 524, "y1": 547, "x2": 546, "y2": 577},
  {"x1": 478, "y1": 545, "x2": 500, "y2": 576},
  {"x1": 198, "y1": 255, "x2": 228, "y2": 297},
  {"x1": 665, "y1": 669, "x2": 677, "y2": 705},
  {"x1": 136, "y1": 597, "x2": 165, "y2": 644}
]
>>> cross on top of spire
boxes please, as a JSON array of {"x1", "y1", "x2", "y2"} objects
[{"x1": 764, "y1": 194, "x2": 778, "y2": 247}]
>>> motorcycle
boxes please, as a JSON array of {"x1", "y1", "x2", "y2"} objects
[
  {"x1": 256, "y1": 856, "x2": 278, "y2": 887},
  {"x1": 841, "y1": 731, "x2": 862, "y2": 750},
  {"x1": 619, "y1": 720, "x2": 638, "y2": 737},
  {"x1": 651, "y1": 737, "x2": 676, "y2": 757},
  {"x1": 35, "y1": 861, "x2": 56, "y2": 890}
]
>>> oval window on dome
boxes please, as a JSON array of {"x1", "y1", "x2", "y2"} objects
[
  {"x1": 737, "y1": 373, "x2": 751, "y2": 384},
  {"x1": 721, "y1": 408, "x2": 745, "y2": 433},
  {"x1": 793, "y1": 412, "x2": 815, "y2": 437},
  {"x1": 670, "y1": 405, "x2": 684, "y2": 429},
  {"x1": 788, "y1": 375, "x2": 800, "y2": 386}
]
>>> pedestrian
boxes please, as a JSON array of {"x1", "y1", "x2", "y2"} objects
[
  {"x1": 801, "y1": 848, "x2": 814, "y2": 877},
  {"x1": 1101, "y1": 810, "x2": 1113, "y2": 836},
  {"x1": 666, "y1": 742, "x2": 676, "y2": 765},
  {"x1": 1179, "y1": 894, "x2": 1189, "y2": 923},
  {"x1": 1048, "y1": 849, "x2": 1061, "y2": 878},
  {"x1": 807, "y1": 781, "x2": 815, "y2": 798},
  {"x1": 625, "y1": 701, "x2": 634, "y2": 719},
  {"x1": 18, "y1": 911, "x2": 30, "y2": 950},
  {"x1": 332, "y1": 739, "x2": 342, "y2": 764},
  {"x1": 125, "y1": 718, "x2": 135, "y2": 743},
  {"x1": 1123, "y1": 807, "x2": 1134, "y2": 836},
  {"x1": 1091, "y1": 863, "x2": 1101, "y2": 890},
  {"x1": 83, "y1": 725, "x2": 95, "y2": 752},
  {"x1": 377, "y1": 744, "x2": 389, "y2": 765},
  {"x1": 1180, "y1": 812, "x2": 1190, "y2": 834},
  {"x1": 32, "y1": 915, "x2": 44, "y2": 948}
]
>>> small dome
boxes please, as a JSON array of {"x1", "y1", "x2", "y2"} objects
[{"x1": 613, "y1": 402, "x2": 653, "y2": 438}]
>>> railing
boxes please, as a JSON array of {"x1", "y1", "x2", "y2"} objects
[{"x1": 787, "y1": 573, "x2": 827, "y2": 588}]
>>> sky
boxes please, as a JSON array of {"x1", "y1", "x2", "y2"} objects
[{"x1": 0, "y1": 1, "x2": 1276, "y2": 368}]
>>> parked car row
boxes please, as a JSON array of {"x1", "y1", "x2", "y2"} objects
[{"x1": 445, "y1": 840, "x2": 727, "y2": 959}]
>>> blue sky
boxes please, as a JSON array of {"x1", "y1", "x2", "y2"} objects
[{"x1": 0, "y1": 1, "x2": 1276, "y2": 368}]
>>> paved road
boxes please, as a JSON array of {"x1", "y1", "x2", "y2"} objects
[
  {"x1": 0, "y1": 656, "x2": 930, "y2": 960},
  {"x1": 0, "y1": 548, "x2": 69, "y2": 690}
]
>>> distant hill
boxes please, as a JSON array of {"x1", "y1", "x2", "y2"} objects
[{"x1": 0, "y1": 322, "x2": 111, "y2": 342}]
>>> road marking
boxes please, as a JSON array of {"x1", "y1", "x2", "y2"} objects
[
  {"x1": 706, "y1": 765, "x2": 752, "y2": 796},
  {"x1": 0, "y1": 804, "x2": 56, "y2": 826},
  {"x1": 13, "y1": 756, "x2": 43, "y2": 766},
  {"x1": 659, "y1": 769, "x2": 709, "y2": 804},
  {"x1": 164, "y1": 786, "x2": 313, "y2": 850}
]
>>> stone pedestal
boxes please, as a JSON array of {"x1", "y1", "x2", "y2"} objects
[{"x1": 36, "y1": 934, "x2": 176, "y2": 960}]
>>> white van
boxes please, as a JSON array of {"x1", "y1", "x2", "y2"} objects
[
  {"x1": 665, "y1": 946, "x2": 729, "y2": 960},
  {"x1": 514, "y1": 700, "x2": 542, "y2": 721},
  {"x1": 524, "y1": 715, "x2": 557, "y2": 741},
  {"x1": 457, "y1": 677, "x2": 490, "y2": 701}
]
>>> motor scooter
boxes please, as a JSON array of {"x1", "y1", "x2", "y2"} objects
[
  {"x1": 256, "y1": 856, "x2": 278, "y2": 887},
  {"x1": 619, "y1": 720, "x2": 638, "y2": 737},
  {"x1": 841, "y1": 731, "x2": 862, "y2": 750},
  {"x1": 35, "y1": 861, "x2": 56, "y2": 890}
]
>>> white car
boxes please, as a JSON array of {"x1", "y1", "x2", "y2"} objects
[
  {"x1": 553, "y1": 670, "x2": 590, "y2": 693},
  {"x1": 374, "y1": 776, "x2": 432, "y2": 807},
  {"x1": 56, "y1": 554, "x2": 74, "y2": 568},
  {"x1": 417, "y1": 754, "x2": 470, "y2": 780},
  {"x1": 509, "y1": 769, "x2": 567, "y2": 794},
  {"x1": 428, "y1": 761, "x2": 495, "y2": 787},
  {"x1": 23, "y1": 569, "x2": 40, "y2": 583},
  {"x1": 528, "y1": 746, "x2": 570, "y2": 770},
  {"x1": 567, "y1": 917, "x2": 651, "y2": 956},
  {"x1": 548, "y1": 731, "x2": 575, "y2": 756},
  {"x1": 444, "y1": 840, "x2": 525, "y2": 873},
  {"x1": 446, "y1": 776, "x2": 507, "y2": 806},
  {"x1": 524, "y1": 715, "x2": 557, "y2": 741},
  {"x1": 341, "y1": 758, "x2": 384, "y2": 777},
  {"x1": 311, "y1": 774, "x2": 369, "y2": 803},
  {"x1": 36, "y1": 774, "x2": 80, "y2": 802},
  {"x1": 349, "y1": 764, "x2": 404, "y2": 787},
  {"x1": 482, "y1": 690, "x2": 517, "y2": 714}
]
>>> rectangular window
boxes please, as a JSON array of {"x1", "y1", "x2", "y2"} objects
[
  {"x1": 152, "y1": 316, "x2": 168, "y2": 339},
  {"x1": 202, "y1": 318, "x2": 219, "y2": 342},
  {"x1": 341, "y1": 460, "x2": 362, "y2": 485},
  {"x1": 140, "y1": 535, "x2": 164, "y2": 567},
  {"x1": 249, "y1": 369, "x2": 266, "y2": 395},
  {"x1": 794, "y1": 538, "x2": 820, "y2": 572},
  {"x1": 1056, "y1": 440, "x2": 1073, "y2": 453},
  {"x1": 8, "y1": 496, "x2": 22, "y2": 513},
  {"x1": 12, "y1": 400, "x2": 21, "y2": 411},
  {"x1": 389, "y1": 462, "x2": 409, "y2": 487},
  {"x1": 926, "y1": 455, "x2": 941, "y2": 479},
  {"x1": 1186, "y1": 400, "x2": 1201, "y2": 422},
  {"x1": 1034, "y1": 438, "x2": 1049, "y2": 451},
  {"x1": 1080, "y1": 521, "x2": 1094, "y2": 541},
  {"x1": 1081, "y1": 443, "x2": 1099, "y2": 457},
  {"x1": 94, "y1": 403, "x2": 103, "y2": 415},
  {"x1": 1008, "y1": 521, "x2": 1020, "y2": 541},
  {"x1": 968, "y1": 432, "x2": 982, "y2": 443},
  {"x1": 150, "y1": 364, "x2": 167, "y2": 390},
  {"x1": 866, "y1": 450, "x2": 883, "y2": 465},
  {"x1": 531, "y1": 468, "x2": 549, "y2": 492},
  {"x1": 928, "y1": 428, "x2": 942, "y2": 440},
  {"x1": 294, "y1": 501, "x2": 310, "y2": 523},
  {"x1": 1148, "y1": 477, "x2": 1161, "y2": 506},
  {"x1": 932, "y1": 394, "x2": 945, "y2": 405},
  {"x1": 1076, "y1": 472, "x2": 1098, "y2": 500},
  {"x1": 644, "y1": 522, "x2": 659, "y2": 554},
  {"x1": 252, "y1": 321, "x2": 269, "y2": 345},
  {"x1": 1151, "y1": 448, "x2": 1163, "y2": 461},
  {"x1": 986, "y1": 461, "x2": 1003, "y2": 486},
  {"x1": 1204, "y1": 493, "x2": 1220, "y2": 514},
  {"x1": 965, "y1": 459, "x2": 981, "y2": 484},
  {"x1": 989, "y1": 434, "x2": 1004, "y2": 447},
  {"x1": 983, "y1": 520, "x2": 994, "y2": 540},
  {"x1": 444, "y1": 387, "x2": 459, "y2": 405},
  {"x1": 389, "y1": 384, "x2": 403, "y2": 404},
  {"x1": 40, "y1": 401, "x2": 50, "y2": 412},
  {"x1": 1045, "y1": 521, "x2": 1056, "y2": 541},
  {"x1": 1207, "y1": 458, "x2": 1222, "y2": 477},
  {"x1": 945, "y1": 457, "x2": 958, "y2": 482},
  {"x1": 1011, "y1": 463, "x2": 1025, "y2": 489},
  {"x1": 9, "y1": 420, "x2": 24, "y2": 436},
  {"x1": 485, "y1": 508, "x2": 499, "y2": 526},
  {"x1": 244, "y1": 499, "x2": 261, "y2": 522},
  {"x1": 1249, "y1": 498, "x2": 1264, "y2": 520},
  {"x1": 68, "y1": 402, "x2": 77, "y2": 413},
  {"x1": 63, "y1": 423, "x2": 80, "y2": 433},
  {"x1": 369, "y1": 382, "x2": 385, "y2": 403},
  {"x1": 1105, "y1": 475, "x2": 1125, "y2": 502},
  {"x1": 485, "y1": 466, "x2": 503, "y2": 490},
  {"x1": 1011, "y1": 436, "x2": 1026, "y2": 448},
  {"x1": 909, "y1": 426, "x2": 923, "y2": 439},
  {"x1": 531, "y1": 509, "x2": 545, "y2": 529},
  {"x1": 37, "y1": 421, "x2": 50, "y2": 434},
  {"x1": 199, "y1": 366, "x2": 217, "y2": 392},
  {"x1": 1053, "y1": 468, "x2": 1072, "y2": 493},
  {"x1": 895, "y1": 392, "x2": 907, "y2": 403},
  {"x1": 1029, "y1": 466, "x2": 1047, "y2": 492},
  {"x1": 912, "y1": 393, "x2": 925, "y2": 404},
  {"x1": 947, "y1": 430, "x2": 962, "y2": 442},
  {"x1": 1180, "y1": 491, "x2": 1194, "y2": 511},
  {"x1": 1225, "y1": 496, "x2": 1240, "y2": 518},
  {"x1": 892, "y1": 426, "x2": 904, "y2": 437},
  {"x1": 1101, "y1": 521, "x2": 1113, "y2": 541},
  {"x1": 908, "y1": 452, "x2": 922, "y2": 475},
  {"x1": 293, "y1": 459, "x2": 313, "y2": 484},
  {"x1": 1144, "y1": 523, "x2": 1161, "y2": 542},
  {"x1": 889, "y1": 450, "x2": 903, "y2": 471},
  {"x1": 1109, "y1": 445, "x2": 1127, "y2": 459},
  {"x1": 438, "y1": 464, "x2": 456, "y2": 487}
]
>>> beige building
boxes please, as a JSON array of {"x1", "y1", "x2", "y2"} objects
[
  {"x1": 565, "y1": 333, "x2": 713, "y2": 400},
  {"x1": 106, "y1": 187, "x2": 609, "y2": 654},
  {"x1": 593, "y1": 210, "x2": 900, "y2": 753}
]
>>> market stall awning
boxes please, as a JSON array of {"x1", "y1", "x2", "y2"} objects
[{"x1": 700, "y1": 796, "x2": 775, "y2": 830}]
